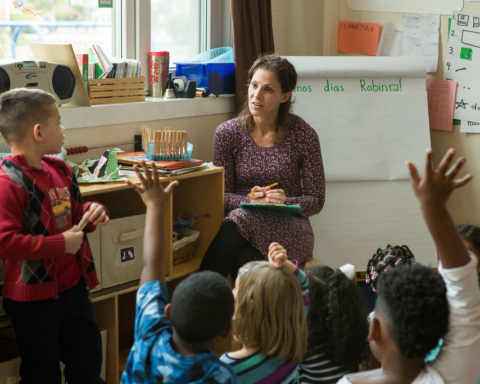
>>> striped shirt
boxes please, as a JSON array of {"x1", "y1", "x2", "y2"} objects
[
  {"x1": 299, "y1": 345, "x2": 347, "y2": 384},
  {"x1": 220, "y1": 265, "x2": 309, "y2": 384}
]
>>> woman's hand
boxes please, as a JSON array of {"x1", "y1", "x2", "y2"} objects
[
  {"x1": 265, "y1": 188, "x2": 286, "y2": 204},
  {"x1": 249, "y1": 186, "x2": 286, "y2": 204}
]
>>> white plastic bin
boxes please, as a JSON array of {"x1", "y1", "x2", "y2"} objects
[{"x1": 100, "y1": 207, "x2": 146, "y2": 288}]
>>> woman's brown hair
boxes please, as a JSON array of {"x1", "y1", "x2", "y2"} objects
[
  {"x1": 233, "y1": 261, "x2": 308, "y2": 363},
  {"x1": 239, "y1": 54, "x2": 297, "y2": 144}
]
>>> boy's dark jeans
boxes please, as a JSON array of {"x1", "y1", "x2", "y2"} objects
[{"x1": 3, "y1": 278, "x2": 105, "y2": 384}]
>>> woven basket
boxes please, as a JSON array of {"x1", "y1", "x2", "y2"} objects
[{"x1": 173, "y1": 229, "x2": 200, "y2": 265}]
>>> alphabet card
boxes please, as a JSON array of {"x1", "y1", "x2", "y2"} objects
[
  {"x1": 444, "y1": 11, "x2": 480, "y2": 123},
  {"x1": 338, "y1": 21, "x2": 380, "y2": 56}
]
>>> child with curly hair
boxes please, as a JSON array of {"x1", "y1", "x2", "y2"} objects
[
  {"x1": 221, "y1": 242, "x2": 309, "y2": 383},
  {"x1": 338, "y1": 148, "x2": 480, "y2": 384},
  {"x1": 299, "y1": 265, "x2": 370, "y2": 384},
  {"x1": 365, "y1": 245, "x2": 416, "y2": 292}
]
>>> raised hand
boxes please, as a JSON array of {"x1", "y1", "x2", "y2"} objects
[
  {"x1": 268, "y1": 242, "x2": 288, "y2": 268},
  {"x1": 126, "y1": 161, "x2": 178, "y2": 208},
  {"x1": 406, "y1": 148, "x2": 472, "y2": 208}
]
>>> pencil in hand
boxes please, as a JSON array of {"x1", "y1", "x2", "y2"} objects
[{"x1": 248, "y1": 183, "x2": 278, "y2": 196}]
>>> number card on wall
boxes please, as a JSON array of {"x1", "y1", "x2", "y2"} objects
[{"x1": 444, "y1": 11, "x2": 480, "y2": 123}]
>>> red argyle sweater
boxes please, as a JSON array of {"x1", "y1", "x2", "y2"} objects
[{"x1": 0, "y1": 155, "x2": 100, "y2": 301}]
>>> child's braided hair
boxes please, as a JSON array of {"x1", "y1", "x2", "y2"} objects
[{"x1": 366, "y1": 245, "x2": 416, "y2": 291}]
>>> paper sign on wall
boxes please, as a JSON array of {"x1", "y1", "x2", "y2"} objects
[
  {"x1": 338, "y1": 21, "x2": 380, "y2": 56},
  {"x1": 347, "y1": 0, "x2": 463, "y2": 16},
  {"x1": 403, "y1": 14, "x2": 440, "y2": 73},
  {"x1": 377, "y1": 23, "x2": 405, "y2": 56},
  {"x1": 444, "y1": 11, "x2": 480, "y2": 123},
  {"x1": 426, "y1": 79, "x2": 457, "y2": 131}
]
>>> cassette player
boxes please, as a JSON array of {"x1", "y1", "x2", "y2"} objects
[{"x1": 0, "y1": 60, "x2": 76, "y2": 105}]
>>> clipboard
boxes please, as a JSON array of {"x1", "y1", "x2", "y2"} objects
[{"x1": 240, "y1": 203, "x2": 302, "y2": 215}]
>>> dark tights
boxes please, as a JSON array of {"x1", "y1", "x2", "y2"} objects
[{"x1": 199, "y1": 222, "x2": 264, "y2": 279}]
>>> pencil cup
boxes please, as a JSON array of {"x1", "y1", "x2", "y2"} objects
[{"x1": 149, "y1": 51, "x2": 169, "y2": 97}]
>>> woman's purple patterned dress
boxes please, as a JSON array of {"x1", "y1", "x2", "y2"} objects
[{"x1": 213, "y1": 114, "x2": 326, "y2": 268}]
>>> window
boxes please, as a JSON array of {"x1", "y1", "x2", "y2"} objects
[
  {"x1": 0, "y1": 0, "x2": 114, "y2": 60},
  {"x1": 150, "y1": 0, "x2": 203, "y2": 65}
]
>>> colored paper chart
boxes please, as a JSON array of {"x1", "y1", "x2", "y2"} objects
[
  {"x1": 444, "y1": 11, "x2": 480, "y2": 123},
  {"x1": 338, "y1": 21, "x2": 380, "y2": 56}
]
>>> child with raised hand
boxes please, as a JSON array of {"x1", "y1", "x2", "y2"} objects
[
  {"x1": 221, "y1": 242, "x2": 309, "y2": 384},
  {"x1": 338, "y1": 148, "x2": 480, "y2": 384},
  {"x1": 121, "y1": 161, "x2": 237, "y2": 384},
  {"x1": 299, "y1": 264, "x2": 370, "y2": 384}
]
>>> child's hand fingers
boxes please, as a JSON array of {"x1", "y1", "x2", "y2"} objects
[
  {"x1": 446, "y1": 157, "x2": 465, "y2": 179},
  {"x1": 126, "y1": 179, "x2": 144, "y2": 194},
  {"x1": 436, "y1": 148, "x2": 455, "y2": 174},
  {"x1": 141, "y1": 161, "x2": 152, "y2": 185},
  {"x1": 453, "y1": 174, "x2": 473, "y2": 189},
  {"x1": 164, "y1": 181, "x2": 179, "y2": 196},
  {"x1": 101, "y1": 215, "x2": 110, "y2": 226},
  {"x1": 424, "y1": 149, "x2": 433, "y2": 178},
  {"x1": 150, "y1": 161, "x2": 160, "y2": 184},
  {"x1": 406, "y1": 162, "x2": 420, "y2": 185},
  {"x1": 134, "y1": 164, "x2": 147, "y2": 187}
]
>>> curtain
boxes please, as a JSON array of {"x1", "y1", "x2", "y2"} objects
[{"x1": 230, "y1": 0, "x2": 275, "y2": 112}]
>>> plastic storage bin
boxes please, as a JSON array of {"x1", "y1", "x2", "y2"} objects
[
  {"x1": 175, "y1": 62, "x2": 235, "y2": 94},
  {"x1": 87, "y1": 231, "x2": 102, "y2": 293},
  {"x1": 175, "y1": 47, "x2": 235, "y2": 94},
  {"x1": 100, "y1": 207, "x2": 146, "y2": 288}
]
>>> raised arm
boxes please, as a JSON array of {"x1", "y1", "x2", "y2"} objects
[
  {"x1": 127, "y1": 161, "x2": 178, "y2": 286},
  {"x1": 285, "y1": 128, "x2": 325, "y2": 217},
  {"x1": 407, "y1": 148, "x2": 472, "y2": 269},
  {"x1": 213, "y1": 123, "x2": 249, "y2": 214}
]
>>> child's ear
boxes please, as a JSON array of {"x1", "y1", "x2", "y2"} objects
[
  {"x1": 221, "y1": 322, "x2": 232, "y2": 338},
  {"x1": 164, "y1": 303, "x2": 171, "y2": 320},
  {"x1": 368, "y1": 317, "x2": 382, "y2": 341},
  {"x1": 32, "y1": 123, "x2": 43, "y2": 142}
]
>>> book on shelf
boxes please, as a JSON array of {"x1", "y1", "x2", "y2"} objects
[
  {"x1": 75, "y1": 53, "x2": 89, "y2": 93},
  {"x1": 88, "y1": 63, "x2": 98, "y2": 79},
  {"x1": 93, "y1": 44, "x2": 114, "y2": 79},
  {"x1": 117, "y1": 151, "x2": 203, "y2": 170}
]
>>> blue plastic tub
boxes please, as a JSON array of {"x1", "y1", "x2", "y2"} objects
[{"x1": 175, "y1": 62, "x2": 235, "y2": 94}]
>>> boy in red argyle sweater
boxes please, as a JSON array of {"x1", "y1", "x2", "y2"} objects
[{"x1": 0, "y1": 88, "x2": 109, "y2": 384}]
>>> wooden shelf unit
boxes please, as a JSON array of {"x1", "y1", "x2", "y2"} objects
[{"x1": 0, "y1": 167, "x2": 225, "y2": 384}]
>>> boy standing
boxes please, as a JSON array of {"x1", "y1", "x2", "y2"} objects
[
  {"x1": 121, "y1": 161, "x2": 236, "y2": 383},
  {"x1": 0, "y1": 88, "x2": 109, "y2": 384}
]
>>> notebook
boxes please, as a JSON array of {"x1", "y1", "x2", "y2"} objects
[{"x1": 240, "y1": 203, "x2": 302, "y2": 215}]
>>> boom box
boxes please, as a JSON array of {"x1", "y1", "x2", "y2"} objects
[{"x1": 0, "y1": 60, "x2": 76, "y2": 105}]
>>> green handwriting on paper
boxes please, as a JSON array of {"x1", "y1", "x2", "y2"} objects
[
  {"x1": 360, "y1": 79, "x2": 402, "y2": 92},
  {"x1": 323, "y1": 80, "x2": 344, "y2": 92},
  {"x1": 293, "y1": 85, "x2": 313, "y2": 93}
]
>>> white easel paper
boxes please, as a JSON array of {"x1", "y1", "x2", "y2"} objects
[{"x1": 347, "y1": 0, "x2": 463, "y2": 16}]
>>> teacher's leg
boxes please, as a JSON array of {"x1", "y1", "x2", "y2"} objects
[
  {"x1": 230, "y1": 244, "x2": 264, "y2": 279},
  {"x1": 200, "y1": 221, "x2": 251, "y2": 277}
]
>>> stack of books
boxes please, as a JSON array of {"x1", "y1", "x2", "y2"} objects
[
  {"x1": 117, "y1": 151, "x2": 206, "y2": 176},
  {"x1": 76, "y1": 45, "x2": 142, "y2": 82}
]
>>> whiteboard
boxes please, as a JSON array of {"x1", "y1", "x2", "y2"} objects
[{"x1": 284, "y1": 56, "x2": 437, "y2": 269}]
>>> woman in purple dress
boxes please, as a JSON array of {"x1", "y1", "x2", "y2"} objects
[{"x1": 199, "y1": 54, "x2": 325, "y2": 278}]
